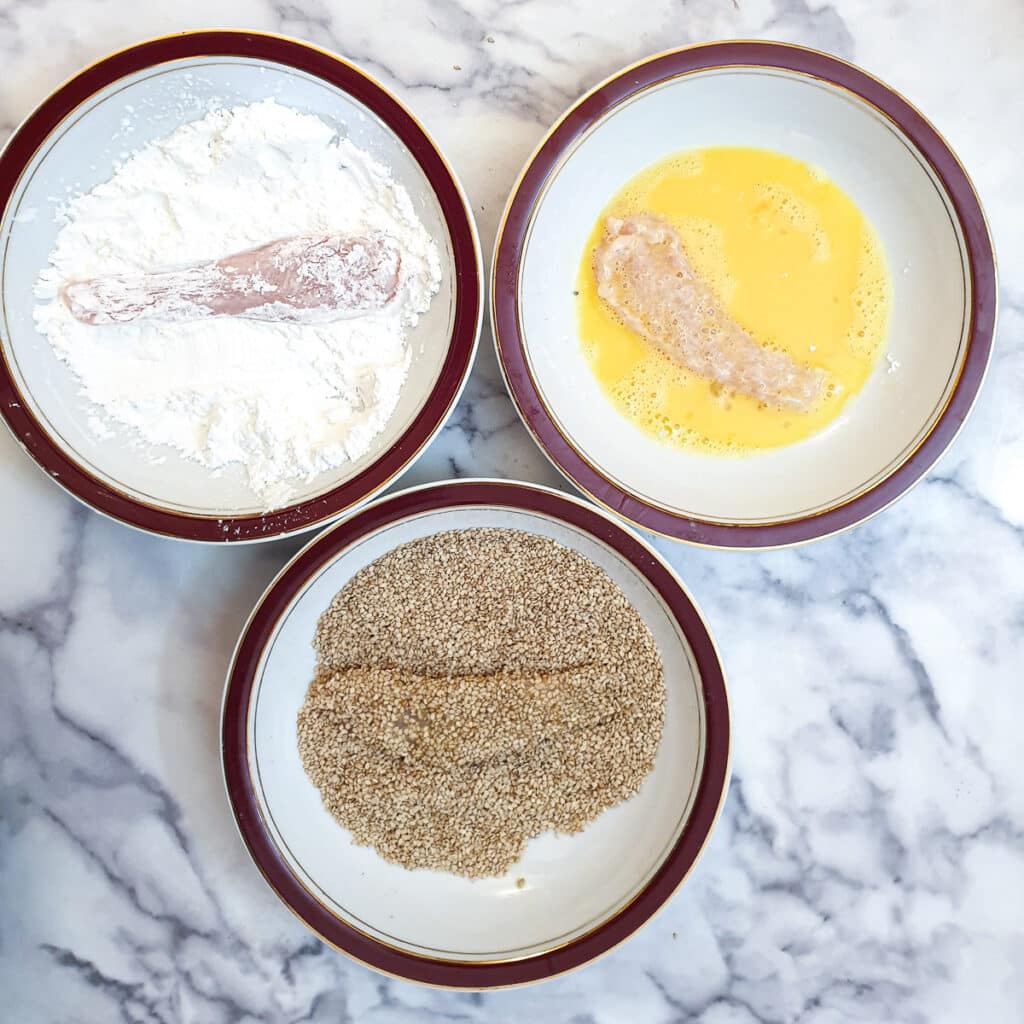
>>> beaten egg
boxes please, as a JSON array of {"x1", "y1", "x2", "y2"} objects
[{"x1": 576, "y1": 146, "x2": 891, "y2": 452}]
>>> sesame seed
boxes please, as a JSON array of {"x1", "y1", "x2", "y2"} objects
[{"x1": 297, "y1": 528, "x2": 665, "y2": 879}]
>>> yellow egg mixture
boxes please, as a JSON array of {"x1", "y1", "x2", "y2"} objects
[{"x1": 576, "y1": 146, "x2": 891, "y2": 452}]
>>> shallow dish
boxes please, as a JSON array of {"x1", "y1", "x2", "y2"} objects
[
  {"x1": 221, "y1": 478, "x2": 729, "y2": 987},
  {"x1": 0, "y1": 31, "x2": 481, "y2": 542},
  {"x1": 493, "y1": 41, "x2": 996, "y2": 548}
]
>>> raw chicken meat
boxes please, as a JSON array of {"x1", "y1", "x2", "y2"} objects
[
  {"x1": 61, "y1": 233, "x2": 401, "y2": 326},
  {"x1": 594, "y1": 214, "x2": 824, "y2": 411}
]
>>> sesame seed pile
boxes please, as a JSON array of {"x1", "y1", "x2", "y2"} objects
[{"x1": 297, "y1": 527, "x2": 665, "y2": 878}]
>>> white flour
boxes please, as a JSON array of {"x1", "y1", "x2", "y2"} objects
[{"x1": 33, "y1": 99, "x2": 441, "y2": 508}]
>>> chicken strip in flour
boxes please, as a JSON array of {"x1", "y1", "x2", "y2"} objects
[
  {"x1": 594, "y1": 214, "x2": 823, "y2": 411},
  {"x1": 61, "y1": 233, "x2": 401, "y2": 326}
]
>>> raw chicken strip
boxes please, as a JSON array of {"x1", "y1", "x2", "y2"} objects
[
  {"x1": 61, "y1": 233, "x2": 401, "y2": 326},
  {"x1": 594, "y1": 214, "x2": 824, "y2": 411}
]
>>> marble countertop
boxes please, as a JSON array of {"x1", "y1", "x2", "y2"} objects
[{"x1": 2, "y1": 2, "x2": 1022, "y2": 1021}]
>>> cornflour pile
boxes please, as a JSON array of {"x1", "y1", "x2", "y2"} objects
[
  {"x1": 297, "y1": 528, "x2": 665, "y2": 879},
  {"x1": 33, "y1": 100, "x2": 441, "y2": 508}
]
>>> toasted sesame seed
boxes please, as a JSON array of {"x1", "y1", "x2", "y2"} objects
[{"x1": 297, "y1": 528, "x2": 665, "y2": 879}]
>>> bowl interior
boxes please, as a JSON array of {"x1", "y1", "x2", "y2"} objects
[
  {"x1": 0, "y1": 55, "x2": 457, "y2": 516},
  {"x1": 248, "y1": 504, "x2": 706, "y2": 962},
  {"x1": 518, "y1": 66, "x2": 968, "y2": 524}
]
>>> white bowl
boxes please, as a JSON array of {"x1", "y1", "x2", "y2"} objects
[
  {"x1": 0, "y1": 32, "x2": 481, "y2": 541},
  {"x1": 493, "y1": 42, "x2": 996, "y2": 547},
  {"x1": 221, "y1": 479, "x2": 730, "y2": 987}
]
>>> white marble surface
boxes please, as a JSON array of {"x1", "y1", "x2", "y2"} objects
[{"x1": 1, "y1": 1, "x2": 1022, "y2": 1020}]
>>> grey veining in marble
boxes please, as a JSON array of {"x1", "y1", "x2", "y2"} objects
[{"x1": 1, "y1": 1, "x2": 1022, "y2": 1021}]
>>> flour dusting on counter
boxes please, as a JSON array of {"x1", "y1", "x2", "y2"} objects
[{"x1": 33, "y1": 99, "x2": 442, "y2": 508}]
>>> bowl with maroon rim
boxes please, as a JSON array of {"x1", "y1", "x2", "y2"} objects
[
  {"x1": 221, "y1": 478, "x2": 730, "y2": 987},
  {"x1": 0, "y1": 31, "x2": 481, "y2": 542},
  {"x1": 492, "y1": 41, "x2": 996, "y2": 549}
]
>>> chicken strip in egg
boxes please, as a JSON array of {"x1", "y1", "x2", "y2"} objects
[{"x1": 594, "y1": 213, "x2": 824, "y2": 411}]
